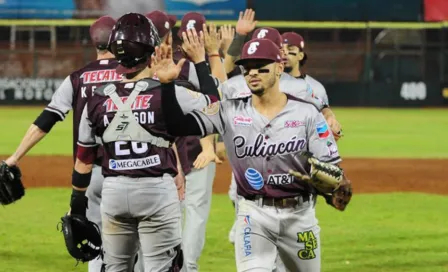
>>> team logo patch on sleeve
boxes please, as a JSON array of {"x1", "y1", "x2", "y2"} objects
[
  {"x1": 316, "y1": 121, "x2": 330, "y2": 139},
  {"x1": 202, "y1": 102, "x2": 220, "y2": 115}
]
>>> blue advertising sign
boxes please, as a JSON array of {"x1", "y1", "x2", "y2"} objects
[
  {"x1": 0, "y1": 0, "x2": 75, "y2": 19},
  {"x1": 165, "y1": 0, "x2": 246, "y2": 20}
]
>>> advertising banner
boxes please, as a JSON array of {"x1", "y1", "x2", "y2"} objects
[{"x1": 164, "y1": 0, "x2": 245, "y2": 20}]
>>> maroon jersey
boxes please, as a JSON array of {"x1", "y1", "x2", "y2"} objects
[
  {"x1": 45, "y1": 58, "x2": 121, "y2": 161},
  {"x1": 77, "y1": 79, "x2": 212, "y2": 178}
]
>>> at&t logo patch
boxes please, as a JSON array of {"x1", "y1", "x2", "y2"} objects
[{"x1": 245, "y1": 168, "x2": 264, "y2": 190}]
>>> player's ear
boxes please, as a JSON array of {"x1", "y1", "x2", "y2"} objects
[
  {"x1": 298, "y1": 51, "x2": 304, "y2": 61},
  {"x1": 277, "y1": 62, "x2": 284, "y2": 76}
]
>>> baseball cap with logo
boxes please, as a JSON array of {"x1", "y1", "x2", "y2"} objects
[
  {"x1": 146, "y1": 11, "x2": 171, "y2": 38},
  {"x1": 282, "y1": 32, "x2": 305, "y2": 50},
  {"x1": 90, "y1": 16, "x2": 116, "y2": 50},
  {"x1": 177, "y1": 12, "x2": 206, "y2": 38},
  {"x1": 235, "y1": 39, "x2": 282, "y2": 65},
  {"x1": 166, "y1": 14, "x2": 177, "y2": 28},
  {"x1": 251, "y1": 27, "x2": 282, "y2": 48}
]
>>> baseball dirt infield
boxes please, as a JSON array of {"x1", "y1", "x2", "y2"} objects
[{"x1": 2, "y1": 156, "x2": 447, "y2": 195}]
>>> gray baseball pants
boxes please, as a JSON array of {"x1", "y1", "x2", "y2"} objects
[{"x1": 100, "y1": 174, "x2": 182, "y2": 272}]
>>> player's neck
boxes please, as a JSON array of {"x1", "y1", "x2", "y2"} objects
[
  {"x1": 96, "y1": 52, "x2": 114, "y2": 60},
  {"x1": 252, "y1": 83, "x2": 287, "y2": 118},
  {"x1": 289, "y1": 65, "x2": 301, "y2": 77}
]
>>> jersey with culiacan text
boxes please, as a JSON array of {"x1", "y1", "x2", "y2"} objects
[
  {"x1": 44, "y1": 58, "x2": 121, "y2": 161},
  {"x1": 302, "y1": 74, "x2": 329, "y2": 105},
  {"x1": 220, "y1": 72, "x2": 326, "y2": 110},
  {"x1": 77, "y1": 79, "x2": 215, "y2": 178},
  {"x1": 189, "y1": 95, "x2": 341, "y2": 198}
]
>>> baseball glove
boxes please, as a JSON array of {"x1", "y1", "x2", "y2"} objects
[
  {"x1": 58, "y1": 214, "x2": 102, "y2": 263},
  {"x1": 0, "y1": 161, "x2": 25, "y2": 205},
  {"x1": 289, "y1": 154, "x2": 352, "y2": 211}
]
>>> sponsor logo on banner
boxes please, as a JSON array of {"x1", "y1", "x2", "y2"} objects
[
  {"x1": 171, "y1": 0, "x2": 228, "y2": 5},
  {"x1": 103, "y1": 95, "x2": 153, "y2": 112},
  {"x1": 284, "y1": 120, "x2": 305, "y2": 128},
  {"x1": 267, "y1": 174, "x2": 294, "y2": 185},
  {"x1": 81, "y1": 69, "x2": 122, "y2": 84},
  {"x1": 233, "y1": 115, "x2": 253, "y2": 126},
  {"x1": 316, "y1": 121, "x2": 330, "y2": 139},
  {"x1": 243, "y1": 215, "x2": 252, "y2": 257},
  {"x1": 109, "y1": 155, "x2": 161, "y2": 170},
  {"x1": 244, "y1": 168, "x2": 264, "y2": 190}
]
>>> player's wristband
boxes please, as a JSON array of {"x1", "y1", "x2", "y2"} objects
[
  {"x1": 227, "y1": 33, "x2": 247, "y2": 57},
  {"x1": 72, "y1": 169, "x2": 91, "y2": 189}
]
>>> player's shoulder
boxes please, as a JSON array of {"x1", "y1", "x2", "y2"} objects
[
  {"x1": 286, "y1": 94, "x2": 320, "y2": 113},
  {"x1": 305, "y1": 74, "x2": 325, "y2": 90},
  {"x1": 225, "y1": 74, "x2": 245, "y2": 85}
]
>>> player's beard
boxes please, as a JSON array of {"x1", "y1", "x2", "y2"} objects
[
  {"x1": 250, "y1": 73, "x2": 276, "y2": 97},
  {"x1": 284, "y1": 66, "x2": 293, "y2": 73}
]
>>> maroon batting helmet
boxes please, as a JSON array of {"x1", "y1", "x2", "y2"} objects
[
  {"x1": 251, "y1": 27, "x2": 282, "y2": 48},
  {"x1": 108, "y1": 12, "x2": 161, "y2": 74}
]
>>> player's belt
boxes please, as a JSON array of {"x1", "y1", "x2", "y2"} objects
[{"x1": 247, "y1": 194, "x2": 313, "y2": 208}]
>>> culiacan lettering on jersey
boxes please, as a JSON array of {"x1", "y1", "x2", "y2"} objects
[
  {"x1": 296, "y1": 230, "x2": 318, "y2": 260},
  {"x1": 103, "y1": 95, "x2": 153, "y2": 112},
  {"x1": 234, "y1": 134, "x2": 306, "y2": 159},
  {"x1": 81, "y1": 69, "x2": 122, "y2": 84},
  {"x1": 108, "y1": 155, "x2": 161, "y2": 170},
  {"x1": 243, "y1": 215, "x2": 252, "y2": 257}
]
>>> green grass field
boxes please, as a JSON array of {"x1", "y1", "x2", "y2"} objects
[{"x1": 0, "y1": 107, "x2": 447, "y2": 272}]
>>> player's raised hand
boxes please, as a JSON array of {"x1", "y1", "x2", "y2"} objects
[
  {"x1": 181, "y1": 28, "x2": 206, "y2": 64},
  {"x1": 203, "y1": 23, "x2": 221, "y2": 55},
  {"x1": 219, "y1": 24, "x2": 235, "y2": 56},
  {"x1": 151, "y1": 44, "x2": 185, "y2": 83},
  {"x1": 236, "y1": 9, "x2": 257, "y2": 35}
]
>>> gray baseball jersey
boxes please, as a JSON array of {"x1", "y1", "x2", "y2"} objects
[
  {"x1": 189, "y1": 94, "x2": 341, "y2": 198},
  {"x1": 220, "y1": 72, "x2": 326, "y2": 110},
  {"x1": 304, "y1": 74, "x2": 329, "y2": 105}
]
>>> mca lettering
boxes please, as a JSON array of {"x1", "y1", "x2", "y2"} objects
[
  {"x1": 243, "y1": 227, "x2": 252, "y2": 257},
  {"x1": 103, "y1": 95, "x2": 153, "y2": 112},
  {"x1": 296, "y1": 230, "x2": 318, "y2": 260},
  {"x1": 81, "y1": 69, "x2": 122, "y2": 84},
  {"x1": 267, "y1": 174, "x2": 294, "y2": 185},
  {"x1": 234, "y1": 134, "x2": 306, "y2": 159}
]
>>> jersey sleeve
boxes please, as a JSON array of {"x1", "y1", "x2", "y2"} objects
[
  {"x1": 189, "y1": 101, "x2": 227, "y2": 136},
  {"x1": 175, "y1": 85, "x2": 215, "y2": 114},
  {"x1": 45, "y1": 76, "x2": 74, "y2": 120},
  {"x1": 76, "y1": 104, "x2": 98, "y2": 163},
  {"x1": 306, "y1": 110, "x2": 341, "y2": 164}
]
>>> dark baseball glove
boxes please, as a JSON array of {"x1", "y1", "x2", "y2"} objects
[
  {"x1": 290, "y1": 154, "x2": 352, "y2": 211},
  {"x1": 58, "y1": 214, "x2": 102, "y2": 263},
  {"x1": 0, "y1": 161, "x2": 25, "y2": 205}
]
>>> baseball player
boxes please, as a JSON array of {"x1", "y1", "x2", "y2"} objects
[
  {"x1": 157, "y1": 38, "x2": 353, "y2": 272},
  {"x1": 282, "y1": 32, "x2": 330, "y2": 106},
  {"x1": 173, "y1": 13, "x2": 225, "y2": 272},
  {"x1": 2, "y1": 16, "x2": 123, "y2": 272},
  {"x1": 69, "y1": 12, "x2": 220, "y2": 272}
]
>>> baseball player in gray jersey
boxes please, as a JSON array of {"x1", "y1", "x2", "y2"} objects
[
  {"x1": 281, "y1": 32, "x2": 329, "y2": 106},
  {"x1": 158, "y1": 38, "x2": 353, "y2": 272},
  {"x1": 71, "y1": 13, "x2": 220, "y2": 272},
  {"x1": 2, "y1": 16, "x2": 126, "y2": 272}
]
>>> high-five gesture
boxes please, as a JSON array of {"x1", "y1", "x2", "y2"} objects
[
  {"x1": 236, "y1": 9, "x2": 257, "y2": 35},
  {"x1": 151, "y1": 44, "x2": 185, "y2": 83},
  {"x1": 203, "y1": 23, "x2": 221, "y2": 55},
  {"x1": 219, "y1": 24, "x2": 235, "y2": 56},
  {"x1": 181, "y1": 28, "x2": 206, "y2": 64}
]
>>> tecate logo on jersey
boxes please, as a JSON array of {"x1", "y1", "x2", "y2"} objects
[
  {"x1": 316, "y1": 121, "x2": 330, "y2": 139},
  {"x1": 103, "y1": 95, "x2": 153, "y2": 113},
  {"x1": 109, "y1": 155, "x2": 161, "y2": 170},
  {"x1": 244, "y1": 168, "x2": 264, "y2": 190},
  {"x1": 81, "y1": 69, "x2": 122, "y2": 84},
  {"x1": 233, "y1": 115, "x2": 253, "y2": 126}
]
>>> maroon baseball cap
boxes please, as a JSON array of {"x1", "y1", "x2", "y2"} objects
[
  {"x1": 251, "y1": 27, "x2": 282, "y2": 48},
  {"x1": 166, "y1": 14, "x2": 177, "y2": 28},
  {"x1": 282, "y1": 32, "x2": 305, "y2": 50},
  {"x1": 146, "y1": 11, "x2": 171, "y2": 38},
  {"x1": 235, "y1": 39, "x2": 282, "y2": 65},
  {"x1": 177, "y1": 12, "x2": 206, "y2": 38},
  {"x1": 90, "y1": 16, "x2": 116, "y2": 50}
]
